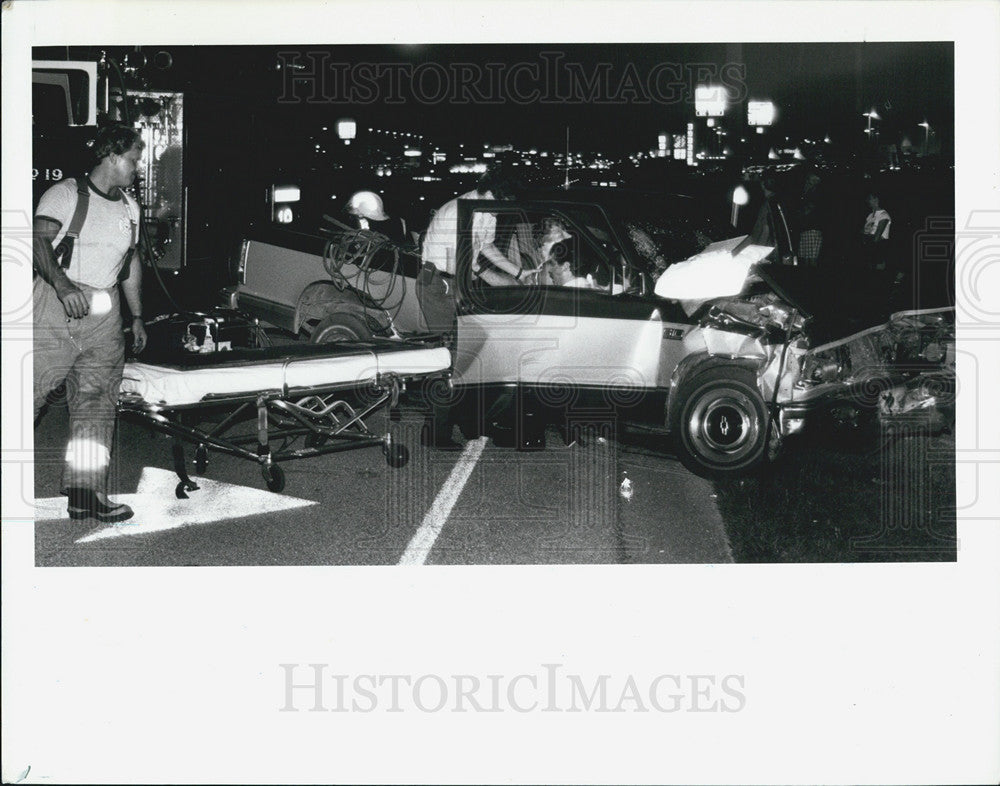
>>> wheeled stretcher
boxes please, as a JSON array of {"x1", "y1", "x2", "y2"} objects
[{"x1": 118, "y1": 337, "x2": 451, "y2": 497}]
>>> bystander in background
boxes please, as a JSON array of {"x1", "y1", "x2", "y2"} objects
[
  {"x1": 796, "y1": 171, "x2": 825, "y2": 266},
  {"x1": 862, "y1": 191, "x2": 892, "y2": 270}
]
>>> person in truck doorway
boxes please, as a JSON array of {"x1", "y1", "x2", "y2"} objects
[
  {"x1": 418, "y1": 163, "x2": 526, "y2": 330},
  {"x1": 32, "y1": 124, "x2": 148, "y2": 523},
  {"x1": 417, "y1": 164, "x2": 524, "y2": 448}
]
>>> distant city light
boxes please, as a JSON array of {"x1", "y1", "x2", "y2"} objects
[
  {"x1": 336, "y1": 118, "x2": 357, "y2": 144},
  {"x1": 449, "y1": 163, "x2": 488, "y2": 174}
]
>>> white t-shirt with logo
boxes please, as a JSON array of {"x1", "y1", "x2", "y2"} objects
[
  {"x1": 863, "y1": 208, "x2": 891, "y2": 240},
  {"x1": 36, "y1": 177, "x2": 139, "y2": 289}
]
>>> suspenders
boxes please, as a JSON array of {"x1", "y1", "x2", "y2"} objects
[
  {"x1": 117, "y1": 193, "x2": 140, "y2": 282},
  {"x1": 50, "y1": 177, "x2": 139, "y2": 279},
  {"x1": 52, "y1": 178, "x2": 91, "y2": 269}
]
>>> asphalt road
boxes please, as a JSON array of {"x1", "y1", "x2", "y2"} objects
[{"x1": 32, "y1": 400, "x2": 732, "y2": 567}]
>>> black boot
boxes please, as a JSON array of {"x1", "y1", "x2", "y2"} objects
[{"x1": 66, "y1": 488, "x2": 134, "y2": 523}]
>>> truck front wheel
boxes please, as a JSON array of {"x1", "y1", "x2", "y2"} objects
[
  {"x1": 309, "y1": 313, "x2": 373, "y2": 344},
  {"x1": 671, "y1": 365, "x2": 771, "y2": 477}
]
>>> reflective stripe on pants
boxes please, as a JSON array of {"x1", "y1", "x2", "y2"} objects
[{"x1": 33, "y1": 277, "x2": 125, "y2": 495}]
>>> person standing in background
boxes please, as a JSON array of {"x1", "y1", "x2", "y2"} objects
[
  {"x1": 343, "y1": 190, "x2": 410, "y2": 246},
  {"x1": 862, "y1": 190, "x2": 892, "y2": 270},
  {"x1": 796, "y1": 171, "x2": 825, "y2": 266}
]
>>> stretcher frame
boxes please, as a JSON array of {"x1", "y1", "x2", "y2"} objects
[{"x1": 119, "y1": 366, "x2": 443, "y2": 498}]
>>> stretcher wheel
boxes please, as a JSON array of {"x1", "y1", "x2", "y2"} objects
[
  {"x1": 194, "y1": 445, "x2": 208, "y2": 474},
  {"x1": 385, "y1": 443, "x2": 409, "y2": 469},
  {"x1": 262, "y1": 463, "x2": 286, "y2": 493}
]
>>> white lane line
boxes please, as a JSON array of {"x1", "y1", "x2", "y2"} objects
[{"x1": 398, "y1": 436, "x2": 488, "y2": 566}]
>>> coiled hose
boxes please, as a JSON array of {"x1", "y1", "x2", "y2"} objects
[{"x1": 320, "y1": 216, "x2": 422, "y2": 333}]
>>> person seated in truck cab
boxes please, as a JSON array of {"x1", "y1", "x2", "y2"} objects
[{"x1": 545, "y1": 235, "x2": 600, "y2": 290}]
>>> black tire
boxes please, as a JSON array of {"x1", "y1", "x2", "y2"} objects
[
  {"x1": 194, "y1": 445, "x2": 208, "y2": 474},
  {"x1": 385, "y1": 443, "x2": 410, "y2": 469},
  {"x1": 671, "y1": 365, "x2": 771, "y2": 477},
  {"x1": 309, "y1": 313, "x2": 373, "y2": 344},
  {"x1": 261, "y1": 463, "x2": 286, "y2": 493}
]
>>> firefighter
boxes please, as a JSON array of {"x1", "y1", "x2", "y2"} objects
[{"x1": 33, "y1": 124, "x2": 147, "y2": 523}]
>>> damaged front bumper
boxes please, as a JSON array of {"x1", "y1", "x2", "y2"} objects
[
  {"x1": 781, "y1": 307, "x2": 955, "y2": 434},
  {"x1": 686, "y1": 299, "x2": 955, "y2": 439}
]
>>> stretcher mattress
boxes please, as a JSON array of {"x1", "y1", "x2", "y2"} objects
[{"x1": 121, "y1": 341, "x2": 451, "y2": 407}]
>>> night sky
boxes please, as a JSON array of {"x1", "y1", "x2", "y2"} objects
[{"x1": 36, "y1": 42, "x2": 954, "y2": 152}]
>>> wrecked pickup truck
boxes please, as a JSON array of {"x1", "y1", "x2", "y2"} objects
[
  {"x1": 227, "y1": 189, "x2": 955, "y2": 476},
  {"x1": 442, "y1": 193, "x2": 955, "y2": 475}
]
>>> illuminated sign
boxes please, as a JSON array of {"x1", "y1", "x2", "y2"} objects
[
  {"x1": 449, "y1": 163, "x2": 488, "y2": 174},
  {"x1": 686, "y1": 123, "x2": 695, "y2": 166},
  {"x1": 271, "y1": 184, "x2": 300, "y2": 224},
  {"x1": 694, "y1": 85, "x2": 726, "y2": 117},
  {"x1": 747, "y1": 101, "x2": 776, "y2": 126},
  {"x1": 336, "y1": 118, "x2": 357, "y2": 144},
  {"x1": 271, "y1": 185, "x2": 301, "y2": 203}
]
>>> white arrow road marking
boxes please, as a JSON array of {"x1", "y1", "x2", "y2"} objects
[
  {"x1": 33, "y1": 467, "x2": 317, "y2": 544},
  {"x1": 398, "y1": 436, "x2": 488, "y2": 566}
]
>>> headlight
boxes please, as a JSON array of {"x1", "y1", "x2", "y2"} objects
[{"x1": 798, "y1": 353, "x2": 843, "y2": 386}]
